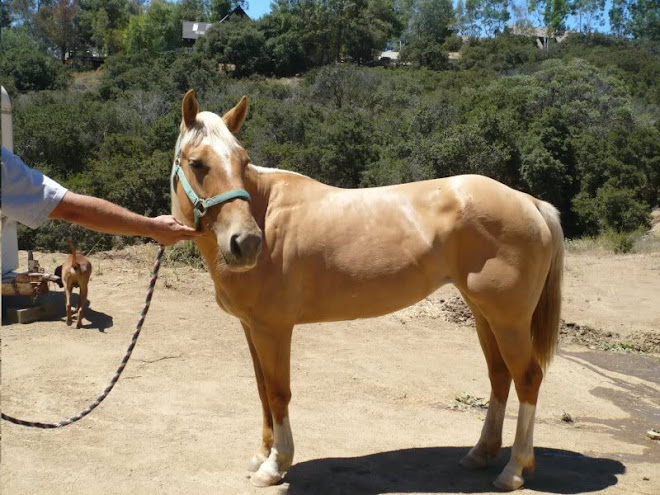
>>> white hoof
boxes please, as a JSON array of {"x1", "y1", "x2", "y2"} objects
[
  {"x1": 250, "y1": 459, "x2": 283, "y2": 487},
  {"x1": 493, "y1": 471, "x2": 524, "y2": 491},
  {"x1": 247, "y1": 453, "x2": 268, "y2": 472}
]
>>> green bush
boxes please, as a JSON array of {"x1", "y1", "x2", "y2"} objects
[
  {"x1": 459, "y1": 34, "x2": 542, "y2": 73},
  {"x1": 196, "y1": 18, "x2": 269, "y2": 77},
  {"x1": 0, "y1": 29, "x2": 70, "y2": 93},
  {"x1": 400, "y1": 38, "x2": 451, "y2": 71},
  {"x1": 603, "y1": 230, "x2": 644, "y2": 254}
]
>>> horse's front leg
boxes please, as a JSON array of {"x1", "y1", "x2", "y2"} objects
[
  {"x1": 242, "y1": 323, "x2": 274, "y2": 472},
  {"x1": 245, "y1": 323, "x2": 294, "y2": 487}
]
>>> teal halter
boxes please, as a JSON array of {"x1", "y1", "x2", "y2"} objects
[{"x1": 171, "y1": 134, "x2": 251, "y2": 230}]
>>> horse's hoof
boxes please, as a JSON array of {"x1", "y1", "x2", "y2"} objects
[
  {"x1": 250, "y1": 462, "x2": 282, "y2": 487},
  {"x1": 247, "y1": 453, "x2": 268, "y2": 473},
  {"x1": 492, "y1": 472, "x2": 524, "y2": 491},
  {"x1": 460, "y1": 451, "x2": 489, "y2": 470}
]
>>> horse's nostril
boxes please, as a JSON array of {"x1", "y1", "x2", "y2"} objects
[
  {"x1": 230, "y1": 233, "x2": 262, "y2": 262},
  {"x1": 250, "y1": 235, "x2": 263, "y2": 256},
  {"x1": 230, "y1": 234, "x2": 241, "y2": 258}
]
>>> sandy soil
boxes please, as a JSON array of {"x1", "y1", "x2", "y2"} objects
[{"x1": 2, "y1": 247, "x2": 659, "y2": 495}]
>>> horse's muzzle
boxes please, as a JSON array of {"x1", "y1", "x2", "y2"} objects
[{"x1": 229, "y1": 231, "x2": 263, "y2": 268}]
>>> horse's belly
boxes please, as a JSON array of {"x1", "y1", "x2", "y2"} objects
[{"x1": 296, "y1": 256, "x2": 450, "y2": 323}]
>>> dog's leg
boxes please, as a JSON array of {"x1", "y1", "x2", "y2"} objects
[
  {"x1": 65, "y1": 286, "x2": 73, "y2": 326},
  {"x1": 76, "y1": 286, "x2": 87, "y2": 329}
]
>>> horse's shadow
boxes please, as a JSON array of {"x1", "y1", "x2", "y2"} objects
[
  {"x1": 285, "y1": 446, "x2": 624, "y2": 494},
  {"x1": 46, "y1": 292, "x2": 114, "y2": 332}
]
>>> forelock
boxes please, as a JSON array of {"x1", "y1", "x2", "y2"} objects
[{"x1": 180, "y1": 111, "x2": 239, "y2": 152}]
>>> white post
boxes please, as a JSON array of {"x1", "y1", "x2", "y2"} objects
[{"x1": 2, "y1": 85, "x2": 20, "y2": 275}]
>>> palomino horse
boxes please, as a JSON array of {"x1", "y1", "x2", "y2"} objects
[{"x1": 171, "y1": 90, "x2": 564, "y2": 491}]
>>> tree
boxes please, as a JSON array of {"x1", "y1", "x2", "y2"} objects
[
  {"x1": 78, "y1": 0, "x2": 131, "y2": 54},
  {"x1": 259, "y1": 2, "x2": 310, "y2": 74},
  {"x1": 400, "y1": 0, "x2": 454, "y2": 68},
  {"x1": 608, "y1": 0, "x2": 628, "y2": 36},
  {"x1": 481, "y1": 0, "x2": 511, "y2": 35},
  {"x1": 0, "y1": 27, "x2": 69, "y2": 91},
  {"x1": 627, "y1": 0, "x2": 660, "y2": 40},
  {"x1": 125, "y1": 0, "x2": 179, "y2": 53},
  {"x1": 210, "y1": 0, "x2": 247, "y2": 21},
  {"x1": 196, "y1": 18, "x2": 268, "y2": 76},
  {"x1": 393, "y1": 0, "x2": 415, "y2": 39},
  {"x1": 570, "y1": 0, "x2": 605, "y2": 33},
  {"x1": 7, "y1": 0, "x2": 37, "y2": 30},
  {"x1": 343, "y1": 0, "x2": 400, "y2": 63},
  {"x1": 461, "y1": 0, "x2": 481, "y2": 37},
  {"x1": 409, "y1": 0, "x2": 454, "y2": 42},
  {"x1": 177, "y1": 0, "x2": 209, "y2": 21},
  {"x1": 527, "y1": 0, "x2": 547, "y2": 28},
  {"x1": 1, "y1": 1, "x2": 13, "y2": 29},
  {"x1": 36, "y1": 0, "x2": 79, "y2": 63},
  {"x1": 543, "y1": 0, "x2": 570, "y2": 33}
]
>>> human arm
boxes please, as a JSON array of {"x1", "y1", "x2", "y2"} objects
[{"x1": 49, "y1": 191, "x2": 200, "y2": 246}]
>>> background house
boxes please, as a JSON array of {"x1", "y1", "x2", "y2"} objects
[{"x1": 182, "y1": 6, "x2": 250, "y2": 49}]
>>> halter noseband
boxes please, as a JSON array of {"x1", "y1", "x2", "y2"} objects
[{"x1": 171, "y1": 134, "x2": 251, "y2": 230}]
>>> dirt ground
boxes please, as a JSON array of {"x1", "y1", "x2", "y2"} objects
[{"x1": 2, "y1": 246, "x2": 659, "y2": 495}]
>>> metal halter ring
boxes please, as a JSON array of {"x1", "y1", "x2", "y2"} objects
[{"x1": 195, "y1": 202, "x2": 208, "y2": 217}]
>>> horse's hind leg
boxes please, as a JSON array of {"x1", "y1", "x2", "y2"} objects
[
  {"x1": 489, "y1": 318, "x2": 543, "y2": 491},
  {"x1": 246, "y1": 323, "x2": 294, "y2": 487},
  {"x1": 241, "y1": 323, "x2": 274, "y2": 473},
  {"x1": 460, "y1": 301, "x2": 511, "y2": 470}
]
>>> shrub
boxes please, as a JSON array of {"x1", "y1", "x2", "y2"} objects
[{"x1": 0, "y1": 29, "x2": 69, "y2": 93}]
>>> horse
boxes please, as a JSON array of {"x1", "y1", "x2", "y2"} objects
[{"x1": 170, "y1": 90, "x2": 564, "y2": 491}]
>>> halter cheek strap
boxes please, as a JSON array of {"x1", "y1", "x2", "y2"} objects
[{"x1": 171, "y1": 134, "x2": 251, "y2": 231}]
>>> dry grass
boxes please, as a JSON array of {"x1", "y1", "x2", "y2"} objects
[
  {"x1": 566, "y1": 229, "x2": 660, "y2": 255},
  {"x1": 71, "y1": 70, "x2": 103, "y2": 92}
]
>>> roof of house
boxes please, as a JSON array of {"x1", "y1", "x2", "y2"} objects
[
  {"x1": 379, "y1": 50, "x2": 399, "y2": 60},
  {"x1": 219, "y1": 6, "x2": 249, "y2": 23},
  {"x1": 182, "y1": 21, "x2": 214, "y2": 40},
  {"x1": 182, "y1": 7, "x2": 251, "y2": 40}
]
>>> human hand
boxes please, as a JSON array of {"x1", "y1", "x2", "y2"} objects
[{"x1": 149, "y1": 215, "x2": 201, "y2": 246}]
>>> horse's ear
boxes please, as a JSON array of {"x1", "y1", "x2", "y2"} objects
[
  {"x1": 223, "y1": 95, "x2": 248, "y2": 134},
  {"x1": 182, "y1": 89, "x2": 198, "y2": 128}
]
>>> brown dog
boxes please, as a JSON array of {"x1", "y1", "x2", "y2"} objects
[{"x1": 54, "y1": 241, "x2": 92, "y2": 329}]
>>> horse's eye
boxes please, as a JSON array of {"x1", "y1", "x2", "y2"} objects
[{"x1": 190, "y1": 160, "x2": 203, "y2": 170}]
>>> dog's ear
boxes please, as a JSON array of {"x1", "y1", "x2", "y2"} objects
[{"x1": 54, "y1": 265, "x2": 64, "y2": 288}]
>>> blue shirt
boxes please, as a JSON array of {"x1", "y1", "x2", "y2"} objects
[{"x1": 1, "y1": 146, "x2": 68, "y2": 229}]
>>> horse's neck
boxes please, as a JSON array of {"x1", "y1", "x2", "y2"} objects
[
  {"x1": 243, "y1": 164, "x2": 317, "y2": 227},
  {"x1": 243, "y1": 165, "x2": 274, "y2": 227}
]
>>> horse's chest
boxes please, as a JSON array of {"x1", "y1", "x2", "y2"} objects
[{"x1": 214, "y1": 289, "x2": 242, "y2": 317}]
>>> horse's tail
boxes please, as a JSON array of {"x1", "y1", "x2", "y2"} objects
[
  {"x1": 68, "y1": 239, "x2": 78, "y2": 268},
  {"x1": 531, "y1": 200, "x2": 564, "y2": 371}
]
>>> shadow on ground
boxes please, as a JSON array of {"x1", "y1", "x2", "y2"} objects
[
  {"x1": 285, "y1": 446, "x2": 624, "y2": 494},
  {"x1": 2, "y1": 292, "x2": 114, "y2": 332},
  {"x1": 49, "y1": 292, "x2": 114, "y2": 332}
]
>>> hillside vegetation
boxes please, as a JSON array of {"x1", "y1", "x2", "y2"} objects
[{"x1": 1, "y1": 2, "x2": 658, "y2": 252}]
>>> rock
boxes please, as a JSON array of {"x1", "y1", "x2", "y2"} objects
[{"x1": 647, "y1": 429, "x2": 660, "y2": 441}]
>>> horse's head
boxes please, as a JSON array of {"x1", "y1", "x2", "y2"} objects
[{"x1": 172, "y1": 90, "x2": 262, "y2": 271}]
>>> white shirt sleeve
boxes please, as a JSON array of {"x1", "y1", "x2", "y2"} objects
[{"x1": 1, "y1": 146, "x2": 68, "y2": 229}]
